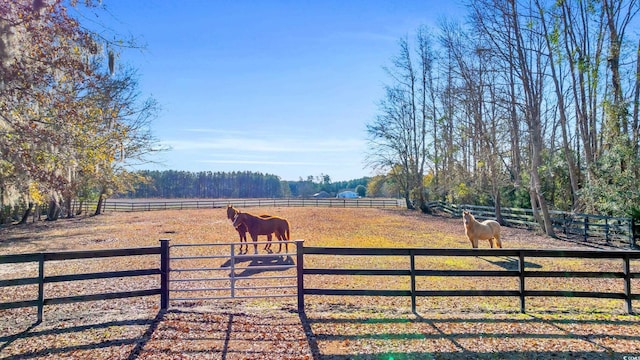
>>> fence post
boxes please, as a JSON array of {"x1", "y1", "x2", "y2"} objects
[
  {"x1": 623, "y1": 255, "x2": 632, "y2": 314},
  {"x1": 519, "y1": 251, "x2": 526, "y2": 314},
  {"x1": 296, "y1": 240, "x2": 305, "y2": 313},
  {"x1": 37, "y1": 253, "x2": 45, "y2": 323},
  {"x1": 230, "y1": 244, "x2": 236, "y2": 298},
  {"x1": 160, "y1": 239, "x2": 170, "y2": 310},
  {"x1": 632, "y1": 218, "x2": 637, "y2": 249},
  {"x1": 410, "y1": 250, "x2": 416, "y2": 314},
  {"x1": 583, "y1": 216, "x2": 589, "y2": 241}
]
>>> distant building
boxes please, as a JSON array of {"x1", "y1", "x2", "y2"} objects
[
  {"x1": 336, "y1": 191, "x2": 359, "y2": 198},
  {"x1": 312, "y1": 191, "x2": 330, "y2": 198}
]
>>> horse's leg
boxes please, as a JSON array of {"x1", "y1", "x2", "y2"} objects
[
  {"x1": 281, "y1": 229, "x2": 289, "y2": 253},
  {"x1": 265, "y1": 234, "x2": 273, "y2": 250},
  {"x1": 242, "y1": 231, "x2": 248, "y2": 253},
  {"x1": 284, "y1": 227, "x2": 290, "y2": 252},
  {"x1": 489, "y1": 238, "x2": 494, "y2": 248},
  {"x1": 276, "y1": 231, "x2": 284, "y2": 253},
  {"x1": 250, "y1": 233, "x2": 258, "y2": 255},
  {"x1": 495, "y1": 233, "x2": 502, "y2": 248},
  {"x1": 236, "y1": 229, "x2": 245, "y2": 253},
  {"x1": 472, "y1": 237, "x2": 479, "y2": 248}
]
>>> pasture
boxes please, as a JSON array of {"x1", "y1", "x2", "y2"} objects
[{"x1": 1, "y1": 207, "x2": 639, "y2": 359}]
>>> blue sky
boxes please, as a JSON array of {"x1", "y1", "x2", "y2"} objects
[{"x1": 90, "y1": 1, "x2": 464, "y2": 181}]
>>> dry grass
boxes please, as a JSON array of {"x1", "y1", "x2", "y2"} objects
[{"x1": 1, "y1": 207, "x2": 639, "y2": 359}]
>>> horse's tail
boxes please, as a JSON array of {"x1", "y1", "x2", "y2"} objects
[{"x1": 285, "y1": 220, "x2": 290, "y2": 240}]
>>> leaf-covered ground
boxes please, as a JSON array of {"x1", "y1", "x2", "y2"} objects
[{"x1": 1, "y1": 207, "x2": 639, "y2": 359}]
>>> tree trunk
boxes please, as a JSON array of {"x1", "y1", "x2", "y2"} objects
[
  {"x1": 507, "y1": 38, "x2": 522, "y2": 187},
  {"x1": 404, "y1": 195, "x2": 414, "y2": 210},
  {"x1": 603, "y1": 0, "x2": 625, "y2": 141},
  {"x1": 529, "y1": 186, "x2": 543, "y2": 232},
  {"x1": 0, "y1": 187, "x2": 6, "y2": 225},
  {"x1": 76, "y1": 200, "x2": 84, "y2": 216},
  {"x1": 64, "y1": 196, "x2": 73, "y2": 218},
  {"x1": 493, "y1": 177, "x2": 504, "y2": 225},
  {"x1": 537, "y1": 1, "x2": 581, "y2": 210},
  {"x1": 633, "y1": 38, "x2": 640, "y2": 170},
  {"x1": 559, "y1": 0, "x2": 600, "y2": 179},
  {"x1": 46, "y1": 198, "x2": 61, "y2": 221},
  {"x1": 18, "y1": 202, "x2": 34, "y2": 225},
  {"x1": 531, "y1": 118, "x2": 555, "y2": 237},
  {"x1": 95, "y1": 188, "x2": 106, "y2": 215},
  {"x1": 508, "y1": 0, "x2": 555, "y2": 238}
]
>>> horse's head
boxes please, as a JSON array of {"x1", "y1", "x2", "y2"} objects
[
  {"x1": 226, "y1": 205, "x2": 237, "y2": 220},
  {"x1": 462, "y1": 211, "x2": 472, "y2": 226}
]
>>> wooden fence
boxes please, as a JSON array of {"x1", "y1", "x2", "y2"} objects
[
  {"x1": 3, "y1": 241, "x2": 639, "y2": 322},
  {"x1": 0, "y1": 241, "x2": 169, "y2": 323},
  {"x1": 77, "y1": 198, "x2": 402, "y2": 213},
  {"x1": 428, "y1": 201, "x2": 637, "y2": 248},
  {"x1": 296, "y1": 245, "x2": 640, "y2": 314}
]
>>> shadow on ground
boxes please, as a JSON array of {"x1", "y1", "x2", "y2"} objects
[{"x1": 4, "y1": 305, "x2": 638, "y2": 360}]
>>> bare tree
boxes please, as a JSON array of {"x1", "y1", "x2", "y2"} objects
[
  {"x1": 470, "y1": 0, "x2": 555, "y2": 236},
  {"x1": 367, "y1": 34, "x2": 437, "y2": 212},
  {"x1": 536, "y1": 0, "x2": 581, "y2": 210}
]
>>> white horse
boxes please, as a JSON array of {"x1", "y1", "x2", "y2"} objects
[{"x1": 462, "y1": 211, "x2": 502, "y2": 248}]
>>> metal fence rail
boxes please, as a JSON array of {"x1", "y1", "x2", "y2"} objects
[{"x1": 169, "y1": 241, "x2": 299, "y2": 302}]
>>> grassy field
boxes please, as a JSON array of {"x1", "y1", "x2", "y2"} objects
[{"x1": 1, "y1": 207, "x2": 639, "y2": 359}]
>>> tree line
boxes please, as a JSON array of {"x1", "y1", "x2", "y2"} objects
[
  {"x1": 123, "y1": 170, "x2": 370, "y2": 199},
  {"x1": 366, "y1": 0, "x2": 640, "y2": 236}
]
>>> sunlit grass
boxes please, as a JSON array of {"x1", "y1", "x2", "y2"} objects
[{"x1": 1, "y1": 206, "x2": 633, "y2": 315}]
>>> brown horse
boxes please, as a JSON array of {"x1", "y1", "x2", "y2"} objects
[
  {"x1": 462, "y1": 210, "x2": 502, "y2": 248},
  {"x1": 226, "y1": 205, "x2": 273, "y2": 253},
  {"x1": 232, "y1": 212, "x2": 291, "y2": 254}
]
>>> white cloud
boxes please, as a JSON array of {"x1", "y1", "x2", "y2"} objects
[
  {"x1": 183, "y1": 128, "x2": 244, "y2": 135},
  {"x1": 163, "y1": 136, "x2": 365, "y2": 153},
  {"x1": 198, "y1": 159, "x2": 319, "y2": 166}
]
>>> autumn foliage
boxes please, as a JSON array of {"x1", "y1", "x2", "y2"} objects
[{"x1": 0, "y1": 0, "x2": 158, "y2": 222}]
